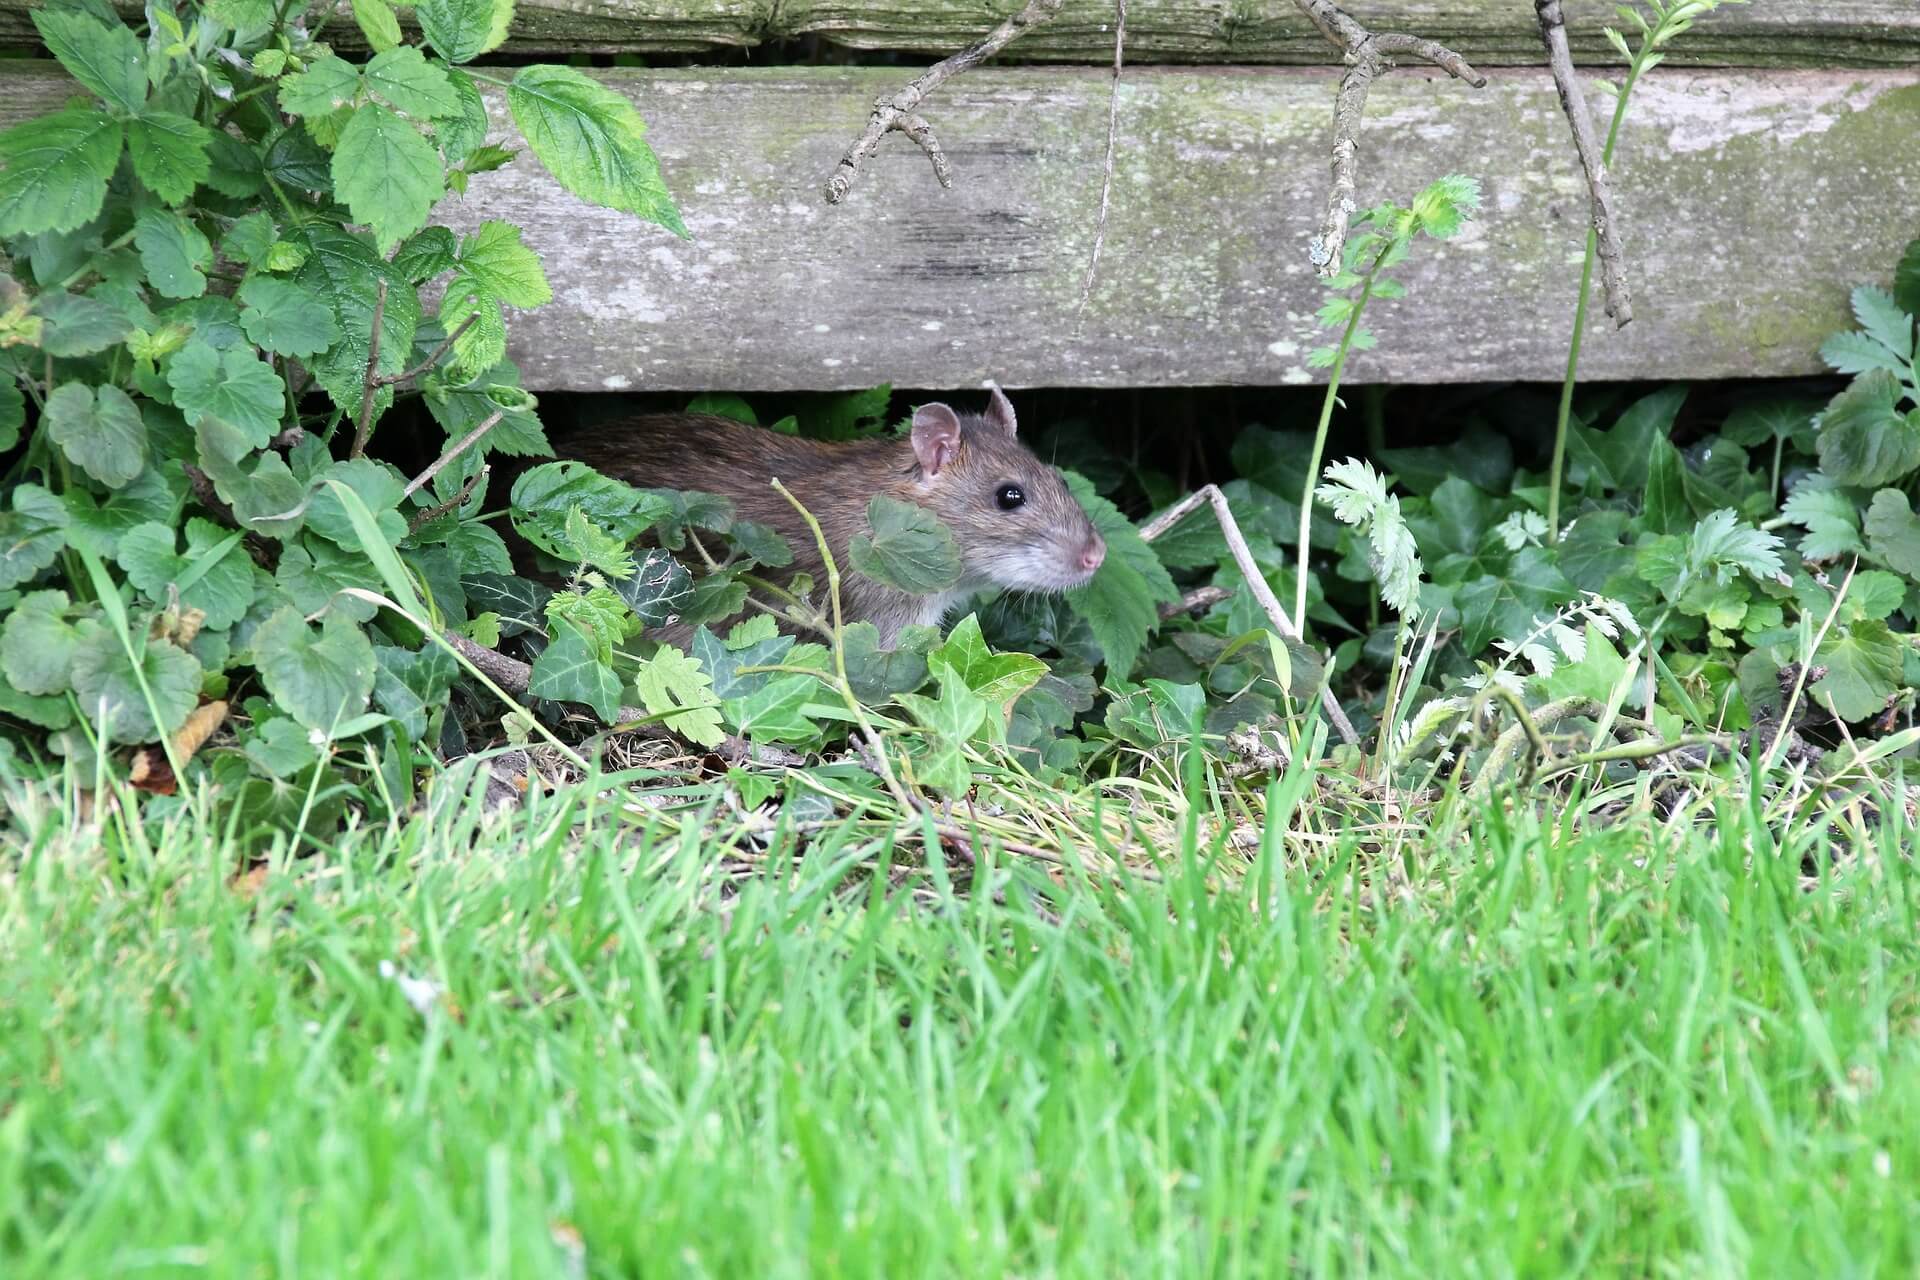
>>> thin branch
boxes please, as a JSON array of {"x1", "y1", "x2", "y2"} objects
[
  {"x1": 824, "y1": 0, "x2": 1066, "y2": 205},
  {"x1": 408, "y1": 466, "x2": 485, "y2": 534},
  {"x1": 439, "y1": 630, "x2": 801, "y2": 768},
  {"x1": 1074, "y1": 0, "x2": 1126, "y2": 327},
  {"x1": 349, "y1": 278, "x2": 387, "y2": 460},
  {"x1": 1141, "y1": 484, "x2": 1359, "y2": 746},
  {"x1": 1295, "y1": 0, "x2": 1486, "y2": 275},
  {"x1": 1535, "y1": 0, "x2": 1632, "y2": 326},
  {"x1": 1158, "y1": 584, "x2": 1233, "y2": 620},
  {"x1": 377, "y1": 313, "x2": 479, "y2": 388},
  {"x1": 403, "y1": 409, "x2": 505, "y2": 499}
]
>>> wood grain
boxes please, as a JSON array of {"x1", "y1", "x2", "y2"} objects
[
  {"x1": 4, "y1": 62, "x2": 1916, "y2": 391},
  {"x1": 0, "y1": 1, "x2": 1915, "y2": 65}
]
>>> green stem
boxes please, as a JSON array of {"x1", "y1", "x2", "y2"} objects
[
  {"x1": 1295, "y1": 270, "x2": 1379, "y2": 628},
  {"x1": 1545, "y1": 62, "x2": 1646, "y2": 543}
]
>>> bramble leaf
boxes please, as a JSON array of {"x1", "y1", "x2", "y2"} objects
[
  {"x1": 0, "y1": 108, "x2": 123, "y2": 236},
  {"x1": 278, "y1": 55, "x2": 363, "y2": 118},
  {"x1": 417, "y1": 0, "x2": 517, "y2": 64},
  {"x1": 332, "y1": 105, "x2": 445, "y2": 252},
  {"x1": 134, "y1": 208, "x2": 213, "y2": 299},
  {"x1": 362, "y1": 47, "x2": 462, "y2": 120},
  {"x1": 127, "y1": 112, "x2": 212, "y2": 205},
  {"x1": 848, "y1": 495, "x2": 964, "y2": 595},
  {"x1": 31, "y1": 10, "x2": 146, "y2": 114},
  {"x1": 508, "y1": 65, "x2": 685, "y2": 238},
  {"x1": 456, "y1": 221, "x2": 551, "y2": 308}
]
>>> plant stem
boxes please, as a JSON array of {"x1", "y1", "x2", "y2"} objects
[
  {"x1": 1295, "y1": 269, "x2": 1378, "y2": 628},
  {"x1": 1545, "y1": 61, "x2": 1645, "y2": 543}
]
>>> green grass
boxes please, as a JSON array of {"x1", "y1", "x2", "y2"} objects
[{"x1": 2, "y1": 764, "x2": 1916, "y2": 1278}]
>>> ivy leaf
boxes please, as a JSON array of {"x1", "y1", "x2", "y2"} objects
[
  {"x1": 371, "y1": 643, "x2": 457, "y2": 741},
  {"x1": 507, "y1": 65, "x2": 686, "y2": 238},
  {"x1": 722, "y1": 672, "x2": 819, "y2": 744},
  {"x1": 0, "y1": 591, "x2": 80, "y2": 696},
  {"x1": 463, "y1": 573, "x2": 551, "y2": 636},
  {"x1": 116, "y1": 518, "x2": 255, "y2": 630},
  {"x1": 69, "y1": 626, "x2": 202, "y2": 744},
  {"x1": 237, "y1": 276, "x2": 340, "y2": 358},
  {"x1": 1812, "y1": 619, "x2": 1903, "y2": 722},
  {"x1": 691, "y1": 620, "x2": 797, "y2": 702},
  {"x1": 527, "y1": 625, "x2": 622, "y2": 721},
  {"x1": 1817, "y1": 370, "x2": 1920, "y2": 488},
  {"x1": 1721, "y1": 399, "x2": 1821, "y2": 451},
  {"x1": 1456, "y1": 547, "x2": 1578, "y2": 655},
  {"x1": 0, "y1": 108, "x2": 123, "y2": 236},
  {"x1": 278, "y1": 55, "x2": 363, "y2": 118},
  {"x1": 251, "y1": 606, "x2": 378, "y2": 732},
  {"x1": 897, "y1": 667, "x2": 988, "y2": 797},
  {"x1": 44, "y1": 382, "x2": 146, "y2": 489},
  {"x1": 417, "y1": 0, "x2": 516, "y2": 64},
  {"x1": 1864, "y1": 488, "x2": 1920, "y2": 578},
  {"x1": 34, "y1": 291, "x2": 131, "y2": 356},
  {"x1": 332, "y1": 105, "x2": 445, "y2": 252},
  {"x1": 927, "y1": 613, "x2": 1046, "y2": 712},
  {"x1": 633, "y1": 644, "x2": 724, "y2": 747},
  {"x1": 0, "y1": 485, "x2": 70, "y2": 589},
  {"x1": 127, "y1": 111, "x2": 212, "y2": 205},
  {"x1": 362, "y1": 47, "x2": 462, "y2": 120},
  {"x1": 1781, "y1": 485, "x2": 1864, "y2": 563},
  {"x1": 612, "y1": 548, "x2": 693, "y2": 626},
  {"x1": 168, "y1": 341, "x2": 285, "y2": 446},
  {"x1": 134, "y1": 208, "x2": 213, "y2": 299},
  {"x1": 31, "y1": 10, "x2": 146, "y2": 114},
  {"x1": 456, "y1": 221, "x2": 552, "y2": 308},
  {"x1": 848, "y1": 495, "x2": 964, "y2": 595},
  {"x1": 351, "y1": 0, "x2": 404, "y2": 52}
]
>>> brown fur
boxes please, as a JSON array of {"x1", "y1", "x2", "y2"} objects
[{"x1": 555, "y1": 396, "x2": 1103, "y2": 646}]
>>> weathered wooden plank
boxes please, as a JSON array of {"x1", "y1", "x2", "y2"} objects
[
  {"x1": 3, "y1": 63, "x2": 1916, "y2": 391},
  {"x1": 0, "y1": 1, "x2": 1917, "y2": 65}
]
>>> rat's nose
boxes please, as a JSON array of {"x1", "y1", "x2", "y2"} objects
[{"x1": 1078, "y1": 534, "x2": 1106, "y2": 574}]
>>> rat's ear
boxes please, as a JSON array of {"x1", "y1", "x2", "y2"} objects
[
  {"x1": 911, "y1": 403, "x2": 964, "y2": 476},
  {"x1": 984, "y1": 381, "x2": 1018, "y2": 437}
]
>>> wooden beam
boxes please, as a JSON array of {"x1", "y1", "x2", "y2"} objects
[
  {"x1": 0, "y1": 1, "x2": 1915, "y2": 65},
  {"x1": 4, "y1": 63, "x2": 1916, "y2": 392}
]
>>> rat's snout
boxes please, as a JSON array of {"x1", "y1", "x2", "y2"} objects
[{"x1": 1077, "y1": 533, "x2": 1106, "y2": 575}]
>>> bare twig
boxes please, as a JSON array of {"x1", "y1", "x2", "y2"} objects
[
  {"x1": 1535, "y1": 0, "x2": 1632, "y2": 326},
  {"x1": 408, "y1": 466, "x2": 485, "y2": 534},
  {"x1": 349, "y1": 278, "x2": 387, "y2": 460},
  {"x1": 1075, "y1": 0, "x2": 1126, "y2": 326},
  {"x1": 376, "y1": 313, "x2": 479, "y2": 388},
  {"x1": 1295, "y1": 0, "x2": 1486, "y2": 275},
  {"x1": 824, "y1": 0, "x2": 1065, "y2": 204},
  {"x1": 1158, "y1": 584, "x2": 1233, "y2": 620},
  {"x1": 1141, "y1": 484, "x2": 1359, "y2": 746},
  {"x1": 439, "y1": 630, "x2": 802, "y2": 768},
  {"x1": 403, "y1": 409, "x2": 505, "y2": 499}
]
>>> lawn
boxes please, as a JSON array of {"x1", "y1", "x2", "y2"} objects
[{"x1": 2, "y1": 766, "x2": 1915, "y2": 1278}]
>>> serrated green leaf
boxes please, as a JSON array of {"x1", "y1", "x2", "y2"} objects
[
  {"x1": 252, "y1": 606, "x2": 377, "y2": 732},
  {"x1": 305, "y1": 459, "x2": 408, "y2": 553},
  {"x1": 417, "y1": 0, "x2": 516, "y2": 63},
  {"x1": 237, "y1": 276, "x2": 340, "y2": 357},
  {"x1": 278, "y1": 54, "x2": 363, "y2": 118},
  {"x1": 1852, "y1": 284, "x2": 1916, "y2": 363},
  {"x1": 44, "y1": 382, "x2": 146, "y2": 489},
  {"x1": 456, "y1": 221, "x2": 551, "y2": 308},
  {"x1": 437, "y1": 68, "x2": 490, "y2": 167},
  {"x1": 1864, "y1": 487, "x2": 1920, "y2": 578},
  {"x1": 1782, "y1": 484, "x2": 1864, "y2": 562},
  {"x1": 351, "y1": 0, "x2": 404, "y2": 52},
  {"x1": 510, "y1": 461, "x2": 670, "y2": 560},
  {"x1": 1846, "y1": 570, "x2": 1907, "y2": 622},
  {"x1": 134, "y1": 208, "x2": 213, "y2": 299},
  {"x1": 527, "y1": 625, "x2": 622, "y2": 721},
  {"x1": 633, "y1": 643, "x2": 723, "y2": 747},
  {"x1": 363, "y1": 47, "x2": 462, "y2": 120},
  {"x1": 438, "y1": 277, "x2": 506, "y2": 380},
  {"x1": 34, "y1": 290, "x2": 131, "y2": 357},
  {"x1": 127, "y1": 111, "x2": 212, "y2": 205},
  {"x1": 168, "y1": 341, "x2": 284, "y2": 446},
  {"x1": 1062, "y1": 470, "x2": 1177, "y2": 680},
  {"x1": 0, "y1": 108, "x2": 122, "y2": 236},
  {"x1": 194, "y1": 418, "x2": 309, "y2": 539},
  {"x1": 393, "y1": 226, "x2": 459, "y2": 282},
  {"x1": 1, "y1": 590, "x2": 79, "y2": 696},
  {"x1": 332, "y1": 105, "x2": 445, "y2": 253},
  {"x1": 507, "y1": 64, "x2": 685, "y2": 238},
  {"x1": 69, "y1": 624, "x2": 201, "y2": 744},
  {"x1": 61, "y1": 468, "x2": 179, "y2": 558},
  {"x1": 1813, "y1": 619, "x2": 1903, "y2": 722},
  {"x1": 1821, "y1": 330, "x2": 1907, "y2": 378},
  {"x1": 289, "y1": 223, "x2": 418, "y2": 421},
  {"x1": 848, "y1": 495, "x2": 963, "y2": 595},
  {"x1": 1816, "y1": 370, "x2": 1920, "y2": 487},
  {"x1": 546, "y1": 584, "x2": 633, "y2": 665},
  {"x1": 32, "y1": 10, "x2": 146, "y2": 114}
]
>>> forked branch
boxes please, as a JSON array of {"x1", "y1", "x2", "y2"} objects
[
  {"x1": 1294, "y1": 0, "x2": 1487, "y2": 275},
  {"x1": 824, "y1": 0, "x2": 1066, "y2": 204},
  {"x1": 1535, "y1": 0, "x2": 1633, "y2": 326}
]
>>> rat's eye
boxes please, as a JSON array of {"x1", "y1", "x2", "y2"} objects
[{"x1": 995, "y1": 484, "x2": 1026, "y2": 511}]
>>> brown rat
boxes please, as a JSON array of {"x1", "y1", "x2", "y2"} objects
[{"x1": 556, "y1": 385, "x2": 1106, "y2": 646}]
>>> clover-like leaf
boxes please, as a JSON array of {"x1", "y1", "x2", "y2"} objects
[
  {"x1": 251, "y1": 606, "x2": 378, "y2": 732},
  {"x1": 69, "y1": 625, "x2": 202, "y2": 744},
  {"x1": 44, "y1": 382, "x2": 146, "y2": 489},
  {"x1": 238, "y1": 276, "x2": 340, "y2": 357},
  {"x1": 168, "y1": 342, "x2": 285, "y2": 446}
]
